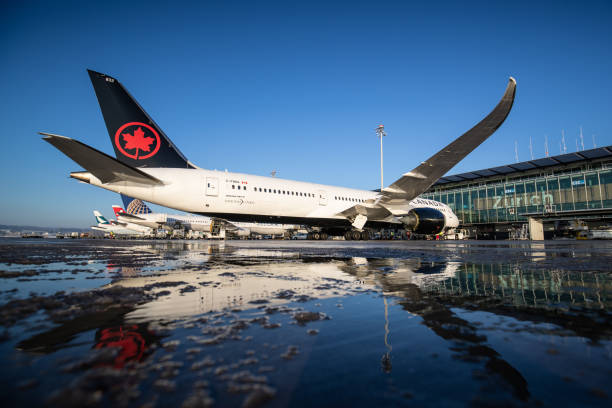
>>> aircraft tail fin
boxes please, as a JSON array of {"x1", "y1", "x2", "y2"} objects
[
  {"x1": 87, "y1": 69, "x2": 193, "y2": 169},
  {"x1": 111, "y1": 205, "x2": 125, "y2": 218},
  {"x1": 94, "y1": 210, "x2": 110, "y2": 225},
  {"x1": 121, "y1": 194, "x2": 153, "y2": 215}
]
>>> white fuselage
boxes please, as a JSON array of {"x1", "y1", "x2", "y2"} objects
[
  {"x1": 117, "y1": 220, "x2": 154, "y2": 234},
  {"x1": 87, "y1": 167, "x2": 459, "y2": 230},
  {"x1": 92, "y1": 223, "x2": 146, "y2": 236}
]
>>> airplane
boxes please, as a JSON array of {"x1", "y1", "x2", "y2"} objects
[
  {"x1": 43, "y1": 70, "x2": 516, "y2": 240},
  {"x1": 91, "y1": 210, "x2": 149, "y2": 237},
  {"x1": 114, "y1": 195, "x2": 300, "y2": 238}
]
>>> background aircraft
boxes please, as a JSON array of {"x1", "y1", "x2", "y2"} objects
[
  {"x1": 91, "y1": 210, "x2": 149, "y2": 236},
  {"x1": 114, "y1": 195, "x2": 300, "y2": 238}
]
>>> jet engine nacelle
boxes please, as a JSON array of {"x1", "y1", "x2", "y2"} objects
[
  {"x1": 400, "y1": 208, "x2": 446, "y2": 235},
  {"x1": 233, "y1": 228, "x2": 251, "y2": 237}
]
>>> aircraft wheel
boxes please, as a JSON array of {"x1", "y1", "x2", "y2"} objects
[
  {"x1": 320, "y1": 232, "x2": 328, "y2": 240},
  {"x1": 360, "y1": 230, "x2": 370, "y2": 240},
  {"x1": 351, "y1": 230, "x2": 361, "y2": 240},
  {"x1": 313, "y1": 232, "x2": 321, "y2": 240},
  {"x1": 344, "y1": 231, "x2": 352, "y2": 240}
]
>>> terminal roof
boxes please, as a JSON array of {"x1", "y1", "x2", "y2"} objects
[{"x1": 433, "y1": 145, "x2": 612, "y2": 186}]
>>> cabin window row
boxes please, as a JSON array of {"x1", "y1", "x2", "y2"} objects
[
  {"x1": 245, "y1": 185, "x2": 316, "y2": 198},
  {"x1": 334, "y1": 196, "x2": 365, "y2": 203}
]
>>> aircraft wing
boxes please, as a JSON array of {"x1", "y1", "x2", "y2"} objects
[
  {"x1": 41, "y1": 133, "x2": 163, "y2": 186},
  {"x1": 382, "y1": 77, "x2": 516, "y2": 201}
]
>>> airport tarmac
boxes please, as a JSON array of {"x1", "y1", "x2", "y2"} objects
[{"x1": 0, "y1": 238, "x2": 611, "y2": 407}]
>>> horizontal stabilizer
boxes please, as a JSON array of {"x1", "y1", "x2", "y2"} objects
[
  {"x1": 117, "y1": 212, "x2": 146, "y2": 221},
  {"x1": 384, "y1": 77, "x2": 516, "y2": 200},
  {"x1": 41, "y1": 132, "x2": 163, "y2": 185}
]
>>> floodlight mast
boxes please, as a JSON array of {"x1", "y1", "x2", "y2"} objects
[{"x1": 376, "y1": 124, "x2": 387, "y2": 192}]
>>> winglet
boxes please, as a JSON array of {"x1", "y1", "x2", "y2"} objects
[{"x1": 384, "y1": 77, "x2": 517, "y2": 200}]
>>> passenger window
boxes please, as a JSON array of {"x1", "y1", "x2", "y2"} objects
[{"x1": 232, "y1": 185, "x2": 235, "y2": 189}]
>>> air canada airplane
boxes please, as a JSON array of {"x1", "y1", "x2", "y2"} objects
[{"x1": 43, "y1": 70, "x2": 516, "y2": 240}]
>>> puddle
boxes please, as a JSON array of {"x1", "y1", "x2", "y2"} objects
[{"x1": 0, "y1": 238, "x2": 611, "y2": 407}]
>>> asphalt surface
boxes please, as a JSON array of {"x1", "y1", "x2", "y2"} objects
[{"x1": 0, "y1": 238, "x2": 610, "y2": 407}]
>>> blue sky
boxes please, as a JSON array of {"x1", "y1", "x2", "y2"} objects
[{"x1": 1, "y1": 0, "x2": 611, "y2": 227}]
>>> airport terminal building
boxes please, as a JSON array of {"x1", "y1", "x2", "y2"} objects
[{"x1": 419, "y1": 145, "x2": 612, "y2": 239}]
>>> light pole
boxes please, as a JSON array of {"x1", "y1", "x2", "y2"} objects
[{"x1": 375, "y1": 124, "x2": 387, "y2": 191}]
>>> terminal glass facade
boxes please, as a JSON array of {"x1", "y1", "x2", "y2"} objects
[{"x1": 421, "y1": 167, "x2": 612, "y2": 224}]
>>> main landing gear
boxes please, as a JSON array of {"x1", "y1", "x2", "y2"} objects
[
  {"x1": 307, "y1": 232, "x2": 328, "y2": 240},
  {"x1": 306, "y1": 230, "x2": 371, "y2": 240},
  {"x1": 344, "y1": 230, "x2": 370, "y2": 241}
]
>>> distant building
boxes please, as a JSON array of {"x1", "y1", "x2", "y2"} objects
[{"x1": 420, "y1": 145, "x2": 612, "y2": 239}]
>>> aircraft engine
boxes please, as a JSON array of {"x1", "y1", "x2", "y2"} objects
[
  {"x1": 400, "y1": 208, "x2": 446, "y2": 235},
  {"x1": 235, "y1": 228, "x2": 250, "y2": 237}
]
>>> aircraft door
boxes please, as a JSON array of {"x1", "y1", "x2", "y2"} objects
[
  {"x1": 318, "y1": 190, "x2": 328, "y2": 206},
  {"x1": 206, "y1": 177, "x2": 218, "y2": 196}
]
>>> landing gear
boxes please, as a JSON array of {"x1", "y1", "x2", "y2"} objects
[
  {"x1": 344, "y1": 230, "x2": 371, "y2": 240},
  {"x1": 308, "y1": 232, "x2": 328, "y2": 240}
]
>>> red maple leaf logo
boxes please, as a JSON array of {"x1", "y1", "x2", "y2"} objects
[{"x1": 122, "y1": 127, "x2": 155, "y2": 159}]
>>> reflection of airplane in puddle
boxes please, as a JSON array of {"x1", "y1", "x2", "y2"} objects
[
  {"x1": 342, "y1": 257, "x2": 461, "y2": 292},
  {"x1": 105, "y1": 261, "x2": 360, "y2": 321},
  {"x1": 105, "y1": 242, "x2": 301, "y2": 271},
  {"x1": 94, "y1": 324, "x2": 161, "y2": 368},
  {"x1": 18, "y1": 314, "x2": 162, "y2": 370},
  {"x1": 341, "y1": 257, "x2": 530, "y2": 400}
]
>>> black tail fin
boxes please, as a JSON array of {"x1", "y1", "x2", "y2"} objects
[{"x1": 87, "y1": 69, "x2": 192, "y2": 168}]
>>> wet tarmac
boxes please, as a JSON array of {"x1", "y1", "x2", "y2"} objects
[{"x1": 0, "y1": 238, "x2": 611, "y2": 407}]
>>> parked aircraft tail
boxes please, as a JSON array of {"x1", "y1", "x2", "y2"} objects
[
  {"x1": 121, "y1": 194, "x2": 153, "y2": 215},
  {"x1": 94, "y1": 210, "x2": 110, "y2": 225},
  {"x1": 111, "y1": 205, "x2": 125, "y2": 218},
  {"x1": 87, "y1": 70, "x2": 193, "y2": 169}
]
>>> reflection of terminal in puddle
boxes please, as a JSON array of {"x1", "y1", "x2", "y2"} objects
[{"x1": 531, "y1": 243, "x2": 546, "y2": 261}]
